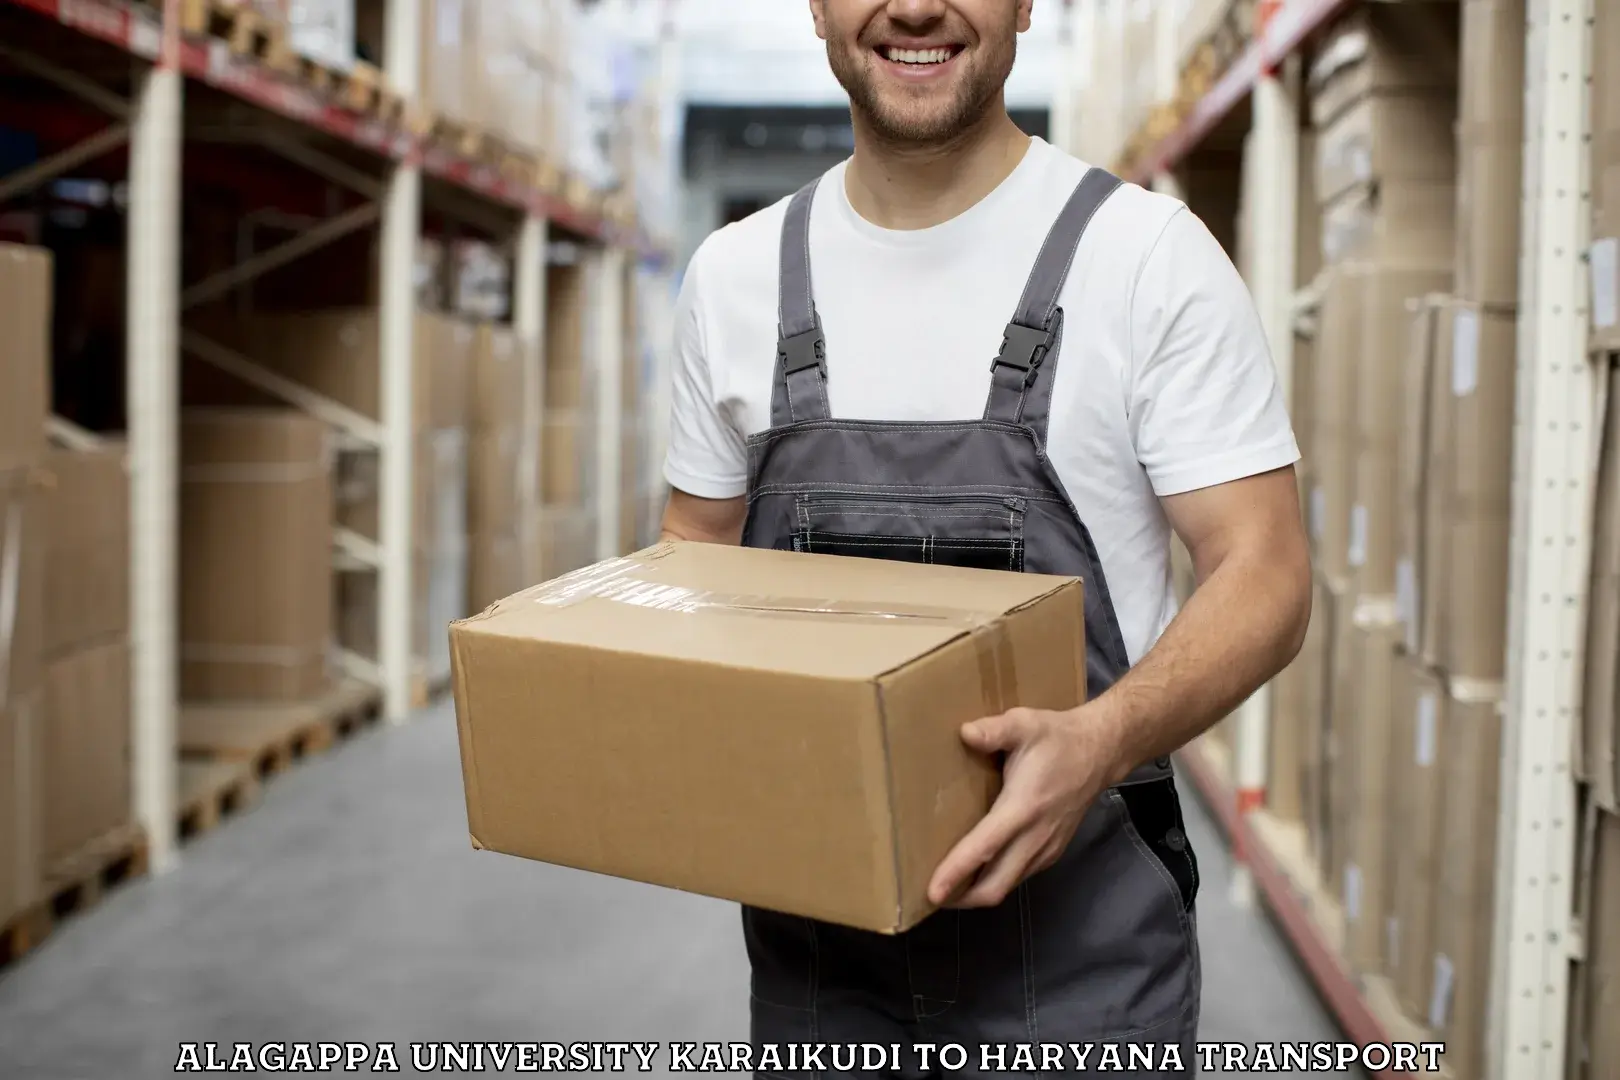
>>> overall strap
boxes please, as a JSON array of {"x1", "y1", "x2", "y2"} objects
[
  {"x1": 983, "y1": 167, "x2": 1124, "y2": 437},
  {"x1": 771, "y1": 176, "x2": 832, "y2": 427}
]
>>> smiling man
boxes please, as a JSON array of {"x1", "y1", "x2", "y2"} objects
[{"x1": 659, "y1": 1, "x2": 1312, "y2": 1075}]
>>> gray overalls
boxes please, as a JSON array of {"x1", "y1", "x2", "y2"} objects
[{"x1": 738, "y1": 168, "x2": 1202, "y2": 1078}]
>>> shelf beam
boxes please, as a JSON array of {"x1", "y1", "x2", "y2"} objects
[{"x1": 1487, "y1": 0, "x2": 1596, "y2": 1076}]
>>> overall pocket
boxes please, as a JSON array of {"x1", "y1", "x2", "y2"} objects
[
  {"x1": 791, "y1": 492, "x2": 1027, "y2": 573},
  {"x1": 1115, "y1": 777, "x2": 1200, "y2": 915}
]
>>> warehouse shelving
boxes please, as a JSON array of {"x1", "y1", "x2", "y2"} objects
[
  {"x1": 0, "y1": 0, "x2": 676, "y2": 889},
  {"x1": 1083, "y1": 0, "x2": 1599, "y2": 1077}
]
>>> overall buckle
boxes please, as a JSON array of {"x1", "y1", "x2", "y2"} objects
[
  {"x1": 779, "y1": 327, "x2": 826, "y2": 378},
  {"x1": 990, "y1": 320, "x2": 1055, "y2": 387}
]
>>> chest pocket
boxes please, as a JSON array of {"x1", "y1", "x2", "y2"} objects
[{"x1": 790, "y1": 492, "x2": 1027, "y2": 573}]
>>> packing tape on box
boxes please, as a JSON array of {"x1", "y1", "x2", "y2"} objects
[{"x1": 520, "y1": 554, "x2": 1023, "y2": 717}]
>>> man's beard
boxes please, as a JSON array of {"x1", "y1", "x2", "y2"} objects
[{"x1": 826, "y1": 24, "x2": 1016, "y2": 145}]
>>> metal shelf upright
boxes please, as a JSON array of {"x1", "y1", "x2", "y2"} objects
[{"x1": 1486, "y1": 0, "x2": 1596, "y2": 1075}]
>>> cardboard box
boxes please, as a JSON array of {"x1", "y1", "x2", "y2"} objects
[
  {"x1": 0, "y1": 468, "x2": 46, "y2": 708},
  {"x1": 542, "y1": 410, "x2": 596, "y2": 505},
  {"x1": 1584, "y1": 359, "x2": 1620, "y2": 808},
  {"x1": 43, "y1": 445, "x2": 130, "y2": 659},
  {"x1": 419, "y1": 0, "x2": 471, "y2": 124},
  {"x1": 1576, "y1": 807, "x2": 1620, "y2": 1078},
  {"x1": 0, "y1": 692, "x2": 41, "y2": 924},
  {"x1": 1396, "y1": 296, "x2": 1442, "y2": 651},
  {"x1": 1321, "y1": 182, "x2": 1457, "y2": 270},
  {"x1": 1311, "y1": 267, "x2": 1362, "y2": 579},
  {"x1": 1392, "y1": 663, "x2": 1448, "y2": 1016},
  {"x1": 42, "y1": 640, "x2": 130, "y2": 863},
  {"x1": 1302, "y1": 575, "x2": 1341, "y2": 870},
  {"x1": 545, "y1": 260, "x2": 590, "y2": 410},
  {"x1": 1590, "y1": 0, "x2": 1620, "y2": 351},
  {"x1": 1270, "y1": 576, "x2": 1328, "y2": 825},
  {"x1": 179, "y1": 410, "x2": 334, "y2": 702},
  {"x1": 1455, "y1": 0, "x2": 1526, "y2": 308},
  {"x1": 0, "y1": 244, "x2": 50, "y2": 474},
  {"x1": 468, "y1": 428, "x2": 523, "y2": 537},
  {"x1": 186, "y1": 309, "x2": 473, "y2": 433},
  {"x1": 1420, "y1": 303, "x2": 1460, "y2": 669},
  {"x1": 451, "y1": 540, "x2": 1087, "y2": 933},
  {"x1": 1350, "y1": 269, "x2": 1451, "y2": 598},
  {"x1": 472, "y1": 324, "x2": 530, "y2": 434},
  {"x1": 1430, "y1": 687, "x2": 1504, "y2": 1080},
  {"x1": 1338, "y1": 608, "x2": 1402, "y2": 976},
  {"x1": 1316, "y1": 95, "x2": 1458, "y2": 210},
  {"x1": 1443, "y1": 304, "x2": 1518, "y2": 681},
  {"x1": 468, "y1": 528, "x2": 523, "y2": 613},
  {"x1": 535, "y1": 503, "x2": 597, "y2": 581},
  {"x1": 1306, "y1": 1, "x2": 1460, "y2": 129}
]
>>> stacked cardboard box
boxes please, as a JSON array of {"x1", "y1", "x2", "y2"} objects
[
  {"x1": 185, "y1": 307, "x2": 473, "y2": 689},
  {"x1": 1298, "y1": 9, "x2": 1458, "y2": 965},
  {"x1": 416, "y1": 0, "x2": 570, "y2": 164},
  {"x1": 1591, "y1": 0, "x2": 1620, "y2": 351},
  {"x1": 0, "y1": 244, "x2": 50, "y2": 930},
  {"x1": 1573, "y1": 808, "x2": 1620, "y2": 1077},
  {"x1": 537, "y1": 258, "x2": 599, "y2": 580},
  {"x1": 42, "y1": 443, "x2": 131, "y2": 863},
  {"x1": 1588, "y1": 365, "x2": 1620, "y2": 814},
  {"x1": 180, "y1": 410, "x2": 335, "y2": 703},
  {"x1": 1265, "y1": 124, "x2": 1324, "y2": 827},
  {"x1": 466, "y1": 325, "x2": 538, "y2": 611},
  {"x1": 1381, "y1": 291, "x2": 1515, "y2": 1078}
]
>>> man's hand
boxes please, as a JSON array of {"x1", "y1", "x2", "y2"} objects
[{"x1": 927, "y1": 704, "x2": 1126, "y2": 909}]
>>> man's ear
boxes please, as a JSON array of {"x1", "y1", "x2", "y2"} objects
[
  {"x1": 1017, "y1": 0, "x2": 1034, "y2": 33},
  {"x1": 810, "y1": 0, "x2": 829, "y2": 41}
]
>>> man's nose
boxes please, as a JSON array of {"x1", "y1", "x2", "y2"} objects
[{"x1": 884, "y1": 0, "x2": 950, "y2": 31}]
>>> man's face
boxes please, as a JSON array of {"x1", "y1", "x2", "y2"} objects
[{"x1": 812, "y1": 0, "x2": 1032, "y2": 144}]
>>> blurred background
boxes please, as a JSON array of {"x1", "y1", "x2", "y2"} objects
[{"x1": 0, "y1": 0, "x2": 1616, "y2": 1076}]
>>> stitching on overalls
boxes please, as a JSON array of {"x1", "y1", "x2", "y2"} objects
[
  {"x1": 1018, "y1": 883, "x2": 1038, "y2": 1039},
  {"x1": 805, "y1": 917, "x2": 822, "y2": 1049},
  {"x1": 752, "y1": 481, "x2": 1062, "y2": 501}
]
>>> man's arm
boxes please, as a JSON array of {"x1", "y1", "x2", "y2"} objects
[
  {"x1": 660, "y1": 489, "x2": 746, "y2": 546},
  {"x1": 1093, "y1": 465, "x2": 1310, "y2": 780},
  {"x1": 928, "y1": 204, "x2": 1309, "y2": 908}
]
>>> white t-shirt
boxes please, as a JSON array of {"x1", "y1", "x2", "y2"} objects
[{"x1": 663, "y1": 138, "x2": 1299, "y2": 665}]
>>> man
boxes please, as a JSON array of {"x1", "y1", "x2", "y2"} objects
[{"x1": 660, "y1": 0, "x2": 1312, "y2": 1074}]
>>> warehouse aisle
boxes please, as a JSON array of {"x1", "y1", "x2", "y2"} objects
[{"x1": 0, "y1": 708, "x2": 1349, "y2": 1078}]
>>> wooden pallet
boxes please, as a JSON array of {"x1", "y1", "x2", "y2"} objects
[
  {"x1": 43, "y1": 822, "x2": 149, "y2": 920},
  {"x1": 178, "y1": 758, "x2": 262, "y2": 840},
  {"x1": 0, "y1": 904, "x2": 51, "y2": 968},
  {"x1": 1, "y1": 823, "x2": 150, "y2": 970},
  {"x1": 179, "y1": 679, "x2": 382, "y2": 778},
  {"x1": 336, "y1": 60, "x2": 404, "y2": 123}
]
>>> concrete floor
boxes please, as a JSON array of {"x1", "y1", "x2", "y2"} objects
[{"x1": 0, "y1": 704, "x2": 1352, "y2": 1078}]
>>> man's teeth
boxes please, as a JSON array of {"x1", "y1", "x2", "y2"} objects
[{"x1": 884, "y1": 47, "x2": 952, "y2": 65}]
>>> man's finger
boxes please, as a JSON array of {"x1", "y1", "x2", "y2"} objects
[
  {"x1": 928, "y1": 798, "x2": 1030, "y2": 905},
  {"x1": 960, "y1": 708, "x2": 1033, "y2": 754},
  {"x1": 953, "y1": 826, "x2": 1047, "y2": 909}
]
